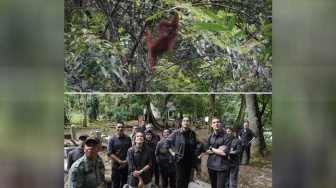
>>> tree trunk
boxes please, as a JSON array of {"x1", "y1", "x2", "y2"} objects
[
  {"x1": 64, "y1": 107, "x2": 70, "y2": 126},
  {"x1": 234, "y1": 94, "x2": 246, "y2": 131},
  {"x1": 83, "y1": 94, "x2": 88, "y2": 127},
  {"x1": 245, "y1": 94, "x2": 266, "y2": 157},
  {"x1": 145, "y1": 98, "x2": 165, "y2": 130},
  {"x1": 208, "y1": 94, "x2": 216, "y2": 133}
]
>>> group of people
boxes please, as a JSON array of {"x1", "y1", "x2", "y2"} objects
[{"x1": 66, "y1": 118, "x2": 257, "y2": 188}]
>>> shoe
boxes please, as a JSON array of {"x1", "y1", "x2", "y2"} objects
[{"x1": 245, "y1": 162, "x2": 250, "y2": 165}]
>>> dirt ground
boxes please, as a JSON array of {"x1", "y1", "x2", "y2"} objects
[
  {"x1": 64, "y1": 150, "x2": 272, "y2": 188},
  {"x1": 64, "y1": 125, "x2": 272, "y2": 188}
]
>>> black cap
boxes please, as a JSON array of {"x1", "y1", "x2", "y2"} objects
[
  {"x1": 84, "y1": 136, "x2": 100, "y2": 145},
  {"x1": 78, "y1": 134, "x2": 89, "y2": 140}
]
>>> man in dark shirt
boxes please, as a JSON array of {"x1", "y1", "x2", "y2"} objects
[
  {"x1": 139, "y1": 120, "x2": 146, "y2": 134},
  {"x1": 204, "y1": 117, "x2": 232, "y2": 188},
  {"x1": 66, "y1": 133, "x2": 89, "y2": 172},
  {"x1": 225, "y1": 127, "x2": 242, "y2": 188},
  {"x1": 238, "y1": 122, "x2": 257, "y2": 165},
  {"x1": 107, "y1": 122, "x2": 132, "y2": 188}
]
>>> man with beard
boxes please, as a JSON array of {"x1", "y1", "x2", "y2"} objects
[{"x1": 204, "y1": 117, "x2": 232, "y2": 188}]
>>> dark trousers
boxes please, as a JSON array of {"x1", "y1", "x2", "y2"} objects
[
  {"x1": 225, "y1": 165, "x2": 239, "y2": 188},
  {"x1": 150, "y1": 162, "x2": 160, "y2": 185},
  {"x1": 208, "y1": 168, "x2": 229, "y2": 188},
  {"x1": 159, "y1": 164, "x2": 176, "y2": 188},
  {"x1": 240, "y1": 144, "x2": 251, "y2": 164},
  {"x1": 111, "y1": 167, "x2": 128, "y2": 188},
  {"x1": 175, "y1": 161, "x2": 193, "y2": 188},
  {"x1": 154, "y1": 163, "x2": 160, "y2": 185}
]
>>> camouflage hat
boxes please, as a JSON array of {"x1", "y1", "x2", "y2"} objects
[{"x1": 84, "y1": 136, "x2": 100, "y2": 145}]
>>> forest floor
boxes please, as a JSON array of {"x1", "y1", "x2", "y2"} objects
[{"x1": 64, "y1": 123, "x2": 272, "y2": 188}]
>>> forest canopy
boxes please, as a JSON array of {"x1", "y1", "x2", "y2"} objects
[{"x1": 64, "y1": 0, "x2": 272, "y2": 92}]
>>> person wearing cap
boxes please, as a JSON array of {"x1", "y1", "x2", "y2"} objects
[
  {"x1": 225, "y1": 126, "x2": 242, "y2": 188},
  {"x1": 66, "y1": 133, "x2": 89, "y2": 172},
  {"x1": 155, "y1": 129, "x2": 176, "y2": 188},
  {"x1": 142, "y1": 129, "x2": 158, "y2": 188},
  {"x1": 165, "y1": 116, "x2": 197, "y2": 188},
  {"x1": 107, "y1": 122, "x2": 132, "y2": 188},
  {"x1": 204, "y1": 117, "x2": 232, "y2": 188},
  {"x1": 68, "y1": 136, "x2": 106, "y2": 188}
]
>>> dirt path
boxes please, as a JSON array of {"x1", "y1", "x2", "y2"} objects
[{"x1": 197, "y1": 155, "x2": 272, "y2": 188}]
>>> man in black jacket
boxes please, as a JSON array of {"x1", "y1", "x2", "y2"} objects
[
  {"x1": 226, "y1": 127, "x2": 242, "y2": 188},
  {"x1": 238, "y1": 122, "x2": 256, "y2": 165}
]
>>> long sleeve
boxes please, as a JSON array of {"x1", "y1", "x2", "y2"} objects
[{"x1": 67, "y1": 151, "x2": 74, "y2": 170}]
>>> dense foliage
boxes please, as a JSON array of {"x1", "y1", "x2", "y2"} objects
[{"x1": 64, "y1": 0, "x2": 272, "y2": 92}]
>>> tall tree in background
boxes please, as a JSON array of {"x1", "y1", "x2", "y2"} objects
[
  {"x1": 245, "y1": 94, "x2": 266, "y2": 157},
  {"x1": 208, "y1": 94, "x2": 216, "y2": 133},
  {"x1": 83, "y1": 94, "x2": 88, "y2": 127},
  {"x1": 234, "y1": 94, "x2": 246, "y2": 130}
]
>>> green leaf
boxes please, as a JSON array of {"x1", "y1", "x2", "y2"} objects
[
  {"x1": 202, "y1": 9, "x2": 221, "y2": 23},
  {"x1": 100, "y1": 65, "x2": 110, "y2": 79},
  {"x1": 228, "y1": 16, "x2": 236, "y2": 31},
  {"x1": 193, "y1": 23, "x2": 224, "y2": 31},
  {"x1": 233, "y1": 29, "x2": 243, "y2": 38}
]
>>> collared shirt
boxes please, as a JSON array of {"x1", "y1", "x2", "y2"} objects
[
  {"x1": 229, "y1": 137, "x2": 242, "y2": 166},
  {"x1": 67, "y1": 147, "x2": 85, "y2": 170},
  {"x1": 164, "y1": 128, "x2": 197, "y2": 163},
  {"x1": 238, "y1": 128, "x2": 257, "y2": 145},
  {"x1": 156, "y1": 138, "x2": 175, "y2": 170},
  {"x1": 107, "y1": 134, "x2": 132, "y2": 168},
  {"x1": 68, "y1": 155, "x2": 105, "y2": 188},
  {"x1": 127, "y1": 145, "x2": 152, "y2": 187},
  {"x1": 204, "y1": 130, "x2": 232, "y2": 171}
]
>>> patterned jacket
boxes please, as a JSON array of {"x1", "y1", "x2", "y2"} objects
[{"x1": 68, "y1": 155, "x2": 105, "y2": 188}]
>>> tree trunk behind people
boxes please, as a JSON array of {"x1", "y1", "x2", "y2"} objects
[
  {"x1": 83, "y1": 94, "x2": 88, "y2": 127},
  {"x1": 245, "y1": 94, "x2": 266, "y2": 157},
  {"x1": 234, "y1": 94, "x2": 246, "y2": 131},
  {"x1": 208, "y1": 94, "x2": 216, "y2": 133},
  {"x1": 145, "y1": 97, "x2": 164, "y2": 130}
]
